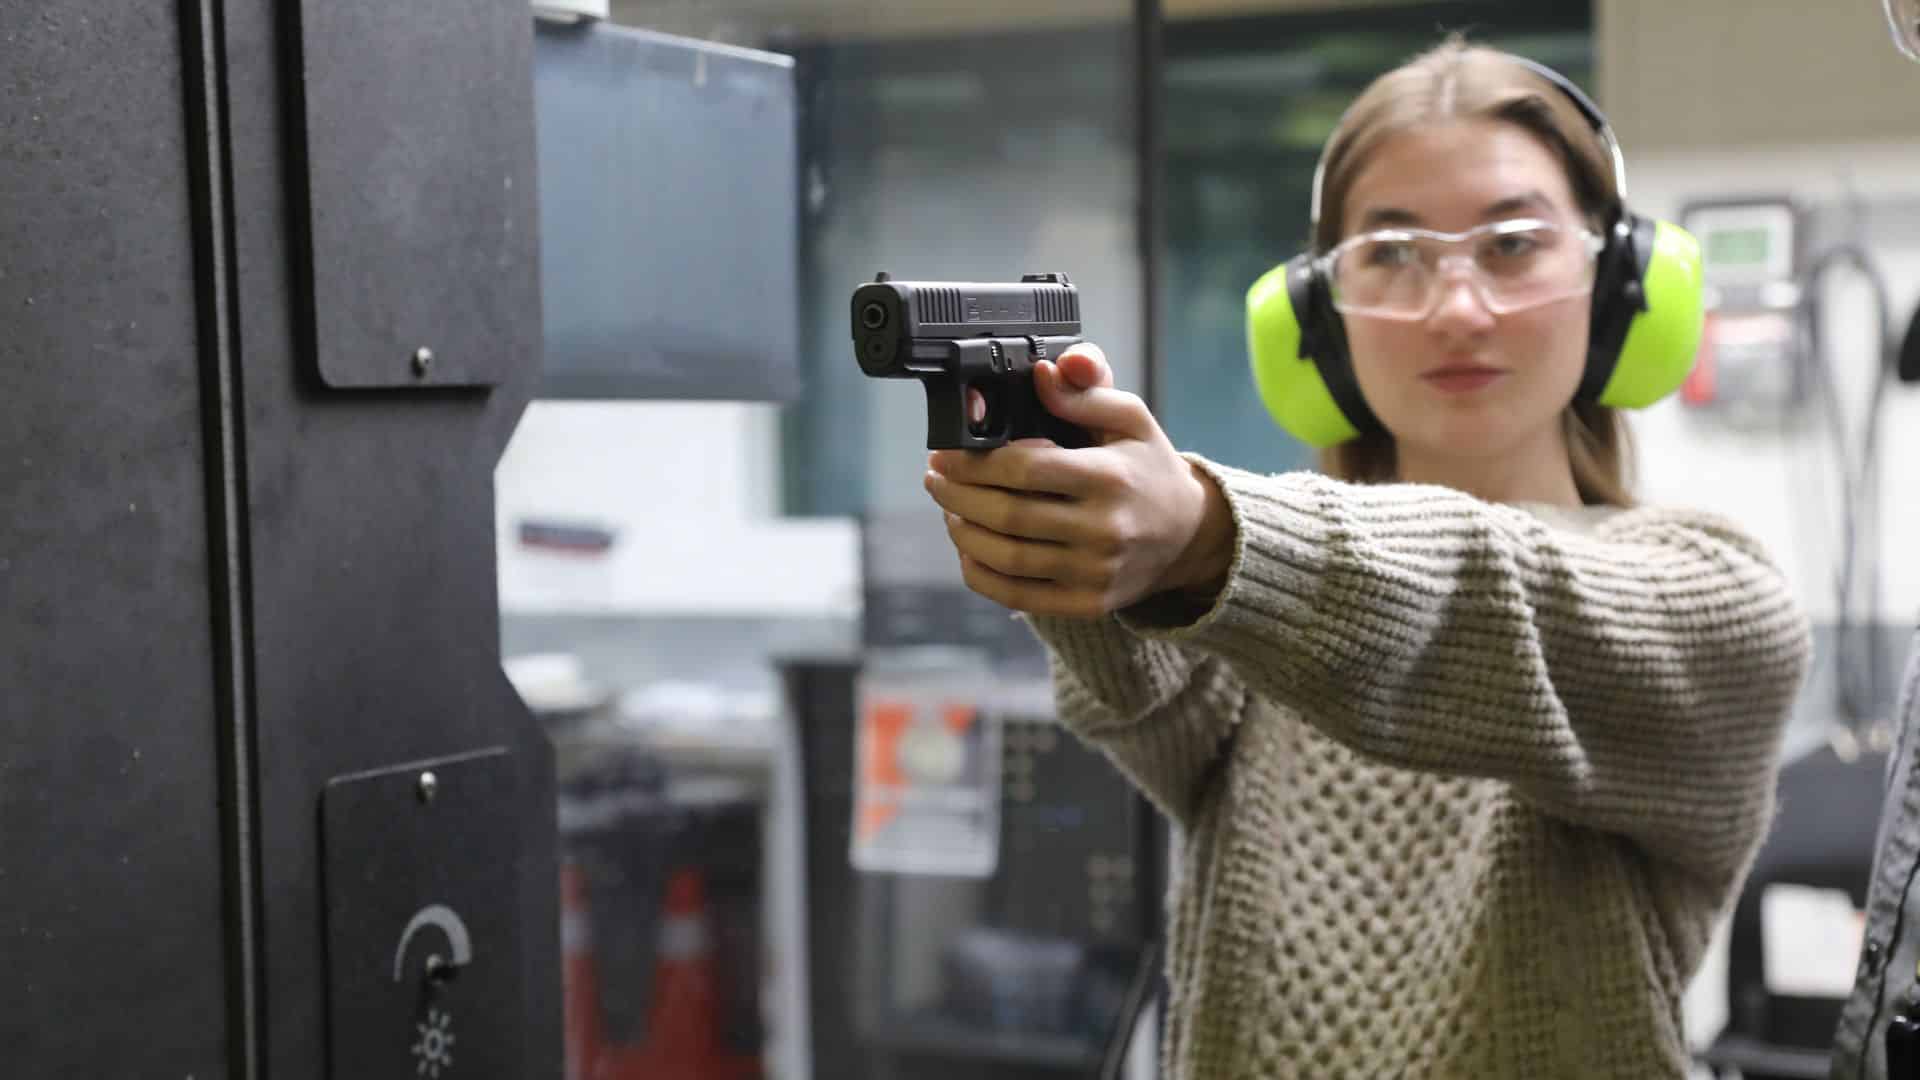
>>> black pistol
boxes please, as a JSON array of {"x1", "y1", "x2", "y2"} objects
[{"x1": 850, "y1": 272, "x2": 1095, "y2": 450}]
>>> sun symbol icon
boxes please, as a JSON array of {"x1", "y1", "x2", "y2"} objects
[{"x1": 412, "y1": 1008, "x2": 456, "y2": 1077}]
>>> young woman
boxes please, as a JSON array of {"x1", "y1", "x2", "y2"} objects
[{"x1": 922, "y1": 39, "x2": 1812, "y2": 1078}]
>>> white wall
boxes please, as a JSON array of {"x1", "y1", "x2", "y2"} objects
[{"x1": 495, "y1": 400, "x2": 860, "y2": 617}]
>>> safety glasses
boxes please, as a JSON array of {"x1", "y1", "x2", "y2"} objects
[
  {"x1": 1890, "y1": 0, "x2": 1920, "y2": 60},
  {"x1": 1320, "y1": 217, "x2": 1605, "y2": 321}
]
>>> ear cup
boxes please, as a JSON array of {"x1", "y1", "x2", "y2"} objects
[
  {"x1": 1246, "y1": 255, "x2": 1379, "y2": 449},
  {"x1": 1584, "y1": 215, "x2": 1706, "y2": 409},
  {"x1": 1897, "y1": 295, "x2": 1920, "y2": 385}
]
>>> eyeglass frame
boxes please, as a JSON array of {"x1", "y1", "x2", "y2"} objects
[
  {"x1": 1313, "y1": 217, "x2": 1608, "y2": 322},
  {"x1": 1888, "y1": 0, "x2": 1920, "y2": 60}
]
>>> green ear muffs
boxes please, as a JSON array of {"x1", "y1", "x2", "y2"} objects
[
  {"x1": 1582, "y1": 215, "x2": 1706, "y2": 408},
  {"x1": 1246, "y1": 56, "x2": 1706, "y2": 450},
  {"x1": 1245, "y1": 255, "x2": 1363, "y2": 448}
]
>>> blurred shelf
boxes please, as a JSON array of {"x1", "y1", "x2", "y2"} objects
[
  {"x1": 864, "y1": 1013, "x2": 1103, "y2": 1071},
  {"x1": 636, "y1": 731, "x2": 780, "y2": 777},
  {"x1": 1696, "y1": 1034, "x2": 1830, "y2": 1079}
]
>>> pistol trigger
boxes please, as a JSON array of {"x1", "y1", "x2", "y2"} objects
[{"x1": 966, "y1": 385, "x2": 990, "y2": 433}]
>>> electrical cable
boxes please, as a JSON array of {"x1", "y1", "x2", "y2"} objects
[{"x1": 1799, "y1": 241, "x2": 1897, "y2": 726}]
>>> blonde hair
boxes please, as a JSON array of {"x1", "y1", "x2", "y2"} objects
[{"x1": 1311, "y1": 36, "x2": 1636, "y2": 508}]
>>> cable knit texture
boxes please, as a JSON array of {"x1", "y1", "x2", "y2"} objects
[{"x1": 1024, "y1": 456, "x2": 1811, "y2": 1080}]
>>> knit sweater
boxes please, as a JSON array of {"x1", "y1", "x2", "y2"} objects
[{"x1": 1024, "y1": 456, "x2": 1812, "y2": 1080}]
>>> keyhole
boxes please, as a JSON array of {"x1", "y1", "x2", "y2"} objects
[{"x1": 425, "y1": 953, "x2": 461, "y2": 986}]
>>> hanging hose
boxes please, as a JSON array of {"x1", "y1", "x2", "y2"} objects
[{"x1": 1798, "y1": 242, "x2": 1898, "y2": 724}]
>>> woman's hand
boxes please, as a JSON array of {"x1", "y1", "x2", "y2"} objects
[{"x1": 924, "y1": 344, "x2": 1235, "y2": 619}]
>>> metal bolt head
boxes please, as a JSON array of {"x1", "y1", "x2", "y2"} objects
[
  {"x1": 411, "y1": 347, "x2": 435, "y2": 377},
  {"x1": 417, "y1": 771, "x2": 439, "y2": 804}
]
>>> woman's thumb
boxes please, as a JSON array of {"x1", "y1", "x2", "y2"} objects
[
  {"x1": 1057, "y1": 343, "x2": 1114, "y2": 391},
  {"x1": 1034, "y1": 352, "x2": 1157, "y2": 445}
]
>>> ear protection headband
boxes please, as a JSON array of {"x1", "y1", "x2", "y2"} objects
[{"x1": 1246, "y1": 55, "x2": 1706, "y2": 448}]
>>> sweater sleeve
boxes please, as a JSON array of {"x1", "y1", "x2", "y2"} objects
[
  {"x1": 1117, "y1": 457, "x2": 1813, "y2": 880},
  {"x1": 1021, "y1": 611, "x2": 1253, "y2": 829}
]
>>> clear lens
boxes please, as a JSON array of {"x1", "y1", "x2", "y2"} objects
[
  {"x1": 1326, "y1": 219, "x2": 1599, "y2": 320},
  {"x1": 1889, "y1": 0, "x2": 1920, "y2": 60}
]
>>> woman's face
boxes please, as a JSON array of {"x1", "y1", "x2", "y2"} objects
[{"x1": 1337, "y1": 118, "x2": 1592, "y2": 466}]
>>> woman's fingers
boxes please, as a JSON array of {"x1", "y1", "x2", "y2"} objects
[
  {"x1": 924, "y1": 470, "x2": 1100, "y2": 545},
  {"x1": 942, "y1": 513, "x2": 1116, "y2": 591},
  {"x1": 928, "y1": 443, "x2": 1109, "y2": 498},
  {"x1": 1053, "y1": 344, "x2": 1114, "y2": 391},
  {"x1": 1030, "y1": 365, "x2": 1162, "y2": 447},
  {"x1": 954, "y1": 554, "x2": 1109, "y2": 621}
]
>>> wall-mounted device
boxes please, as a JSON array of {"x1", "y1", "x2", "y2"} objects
[{"x1": 1678, "y1": 196, "x2": 1807, "y2": 427}]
